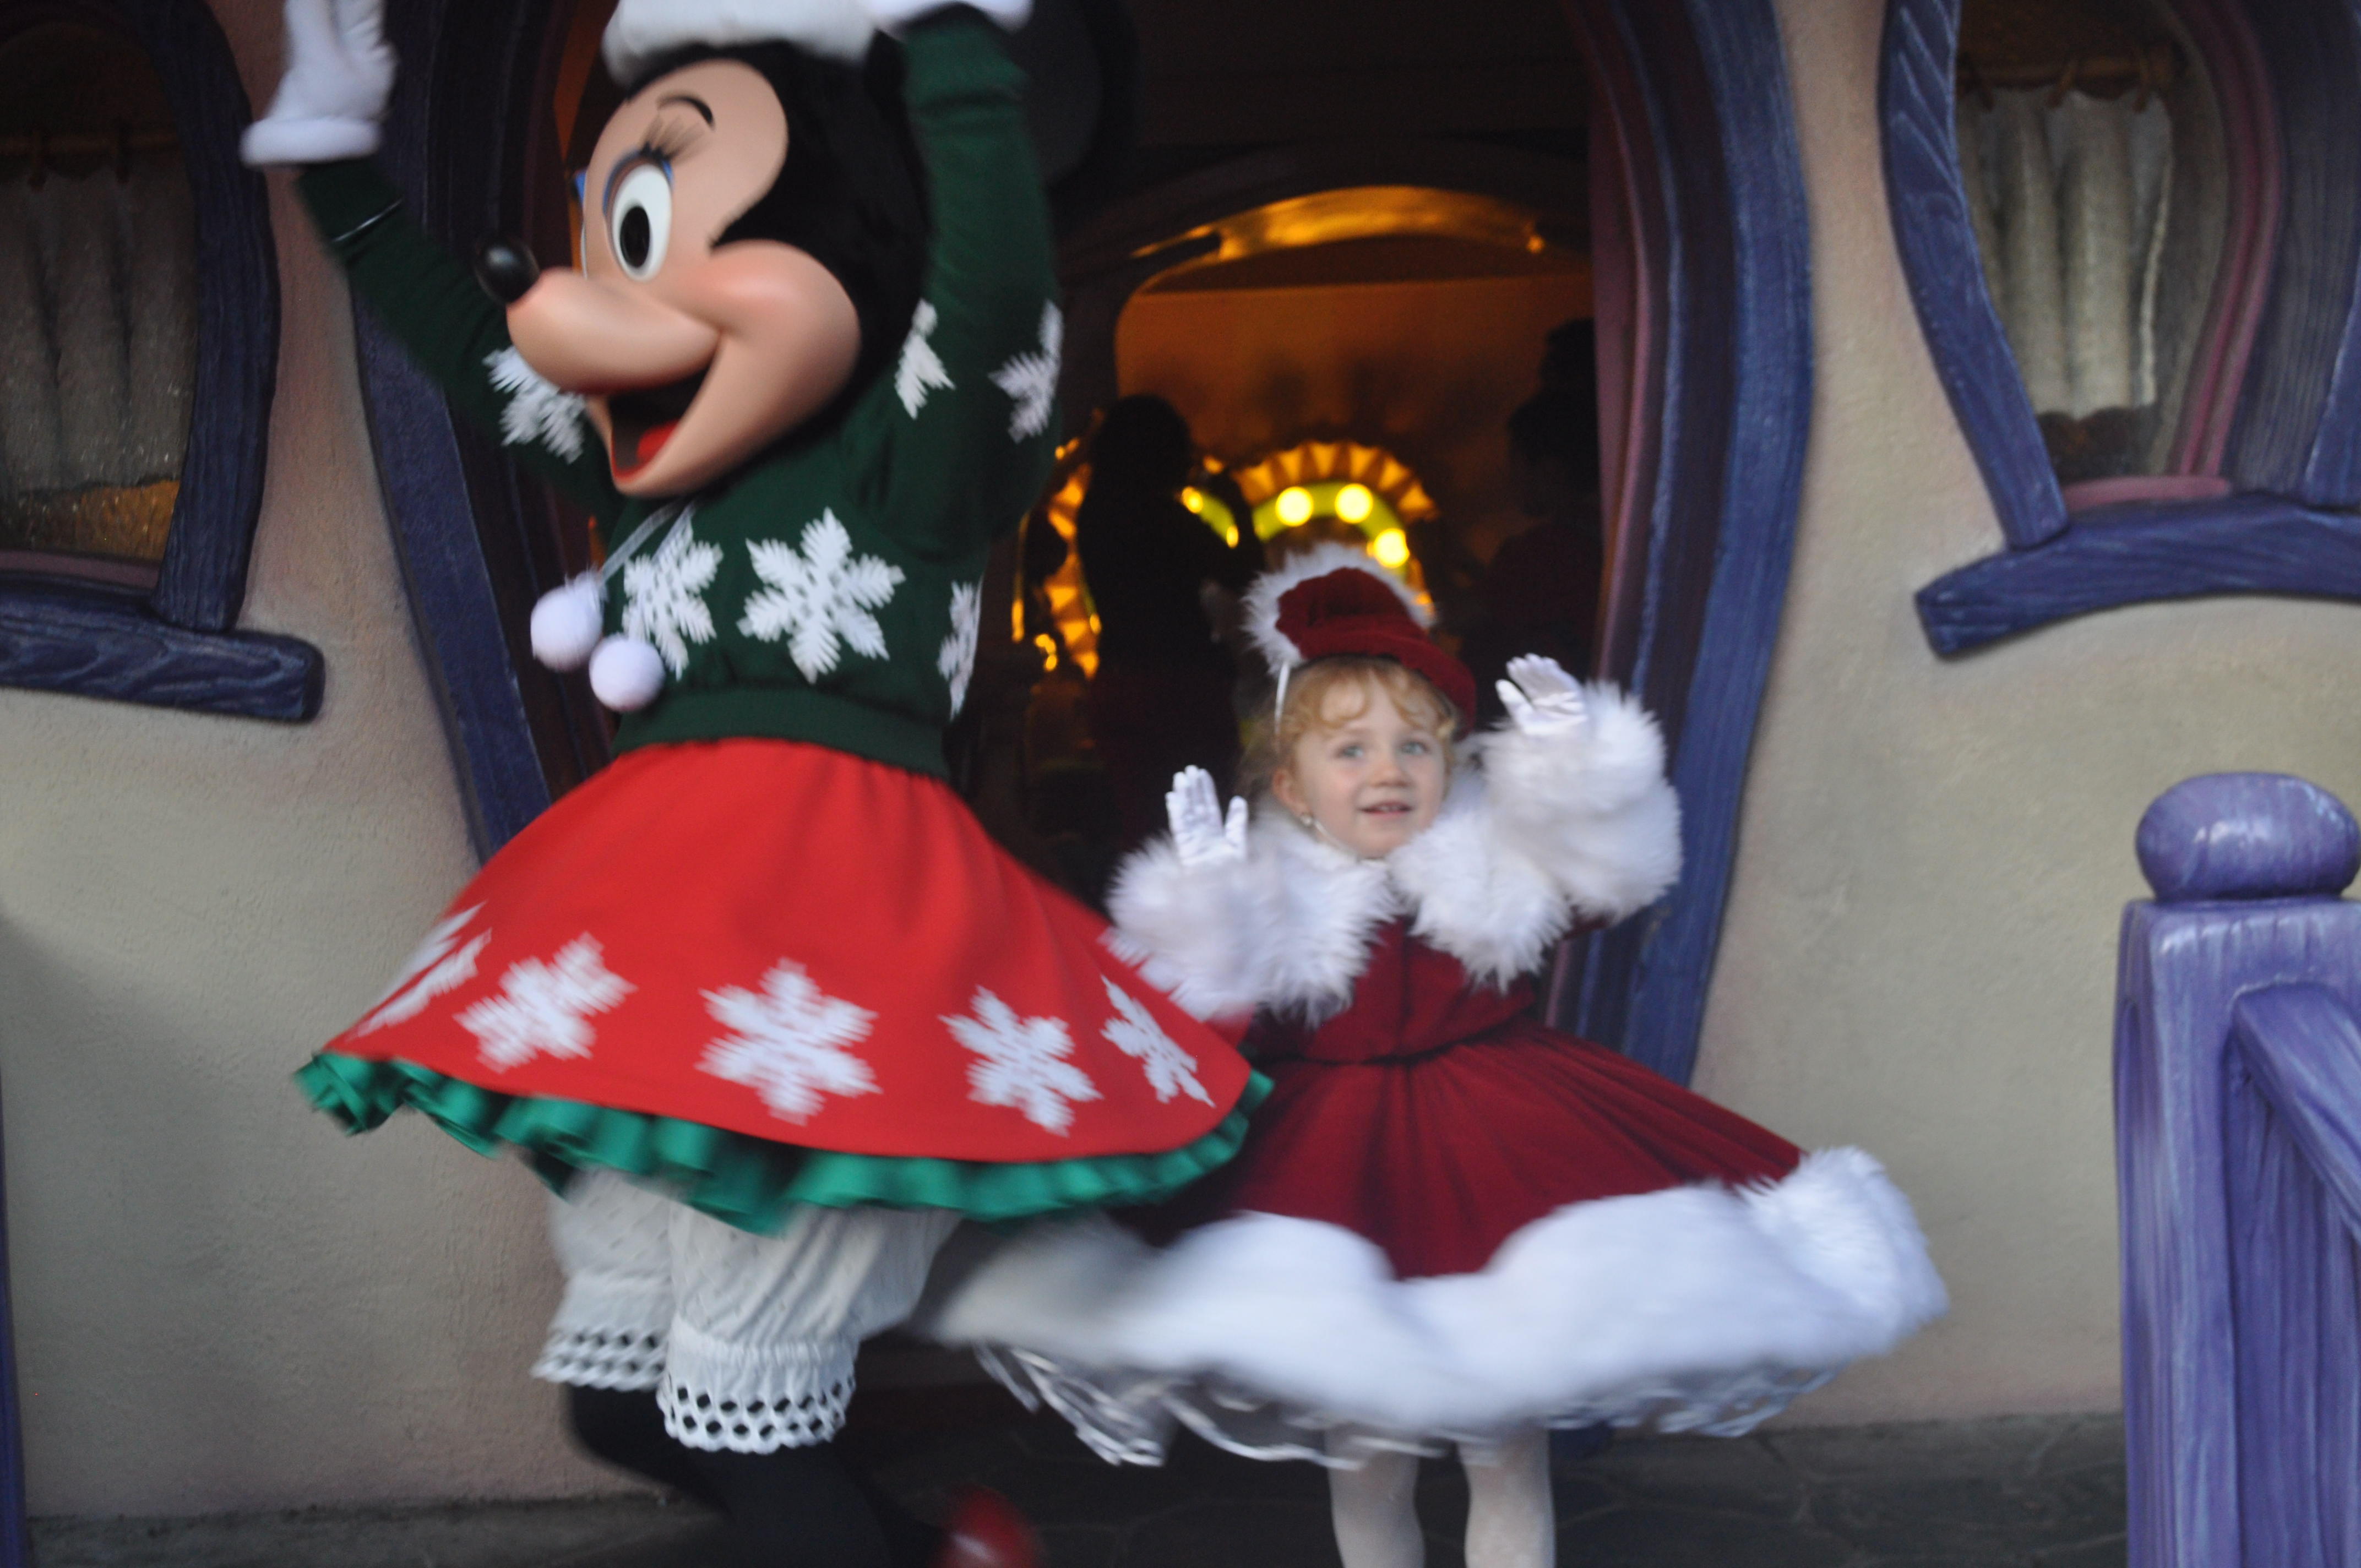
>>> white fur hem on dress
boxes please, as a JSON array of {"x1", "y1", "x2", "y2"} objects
[{"x1": 920, "y1": 1148, "x2": 1946, "y2": 1461}]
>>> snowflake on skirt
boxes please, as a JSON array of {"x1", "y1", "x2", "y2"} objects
[
  {"x1": 460, "y1": 936, "x2": 634, "y2": 1071},
  {"x1": 945, "y1": 988, "x2": 1101, "y2": 1135},
  {"x1": 360, "y1": 905, "x2": 489, "y2": 1035},
  {"x1": 1100, "y1": 977, "x2": 1212, "y2": 1106},
  {"x1": 699, "y1": 962, "x2": 882, "y2": 1123}
]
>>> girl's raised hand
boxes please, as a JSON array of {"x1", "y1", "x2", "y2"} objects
[
  {"x1": 1167, "y1": 767, "x2": 1248, "y2": 869},
  {"x1": 1498, "y1": 656, "x2": 1590, "y2": 738}
]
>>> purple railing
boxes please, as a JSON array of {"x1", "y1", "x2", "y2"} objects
[{"x1": 2118, "y1": 771, "x2": 2361, "y2": 1568}]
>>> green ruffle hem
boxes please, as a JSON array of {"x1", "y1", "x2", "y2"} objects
[{"x1": 297, "y1": 1052, "x2": 1271, "y2": 1234}]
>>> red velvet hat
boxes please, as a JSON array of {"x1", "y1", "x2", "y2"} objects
[{"x1": 1243, "y1": 543, "x2": 1477, "y2": 729}]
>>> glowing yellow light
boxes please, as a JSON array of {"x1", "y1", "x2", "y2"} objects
[
  {"x1": 1033, "y1": 633, "x2": 1059, "y2": 670},
  {"x1": 1088, "y1": 613, "x2": 1102, "y2": 634},
  {"x1": 1181, "y1": 487, "x2": 1204, "y2": 513},
  {"x1": 1370, "y1": 529, "x2": 1411, "y2": 570},
  {"x1": 1276, "y1": 487, "x2": 1314, "y2": 526},
  {"x1": 1335, "y1": 483, "x2": 1374, "y2": 524}
]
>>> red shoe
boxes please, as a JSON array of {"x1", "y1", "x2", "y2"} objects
[{"x1": 931, "y1": 1488, "x2": 1041, "y2": 1568}]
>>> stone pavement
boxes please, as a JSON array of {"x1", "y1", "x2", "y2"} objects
[{"x1": 32, "y1": 1413, "x2": 2126, "y2": 1567}]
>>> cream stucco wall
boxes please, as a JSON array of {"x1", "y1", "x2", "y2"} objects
[
  {"x1": 0, "y1": 0, "x2": 607, "y2": 1516},
  {"x1": 1698, "y1": 0, "x2": 2361, "y2": 1423}
]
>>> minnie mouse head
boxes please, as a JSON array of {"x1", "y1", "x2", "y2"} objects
[{"x1": 489, "y1": 2, "x2": 928, "y2": 497}]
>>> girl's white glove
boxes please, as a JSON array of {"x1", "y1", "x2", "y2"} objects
[
  {"x1": 1497, "y1": 655, "x2": 1590, "y2": 738},
  {"x1": 240, "y1": 0, "x2": 396, "y2": 167},
  {"x1": 1166, "y1": 766, "x2": 1248, "y2": 870},
  {"x1": 863, "y1": 0, "x2": 1033, "y2": 34}
]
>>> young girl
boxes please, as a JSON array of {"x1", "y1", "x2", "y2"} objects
[{"x1": 929, "y1": 545, "x2": 1946, "y2": 1568}]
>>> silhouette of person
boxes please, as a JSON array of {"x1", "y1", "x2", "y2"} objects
[{"x1": 1073, "y1": 394, "x2": 1264, "y2": 849}]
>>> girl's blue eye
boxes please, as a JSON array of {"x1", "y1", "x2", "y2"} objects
[
  {"x1": 1338, "y1": 744, "x2": 1363, "y2": 759},
  {"x1": 1402, "y1": 739, "x2": 1429, "y2": 756}
]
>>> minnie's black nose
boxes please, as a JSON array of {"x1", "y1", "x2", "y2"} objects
[{"x1": 474, "y1": 237, "x2": 541, "y2": 304}]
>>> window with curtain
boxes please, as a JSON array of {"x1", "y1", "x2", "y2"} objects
[
  {"x1": 1952, "y1": 1, "x2": 2222, "y2": 494},
  {"x1": 0, "y1": 21, "x2": 195, "y2": 582},
  {"x1": 1956, "y1": 81, "x2": 2174, "y2": 482}
]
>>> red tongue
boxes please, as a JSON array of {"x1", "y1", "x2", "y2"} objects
[{"x1": 616, "y1": 420, "x2": 679, "y2": 478}]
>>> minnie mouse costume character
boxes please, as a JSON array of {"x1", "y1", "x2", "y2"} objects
[
  {"x1": 928, "y1": 546, "x2": 1946, "y2": 1568},
  {"x1": 243, "y1": 2, "x2": 1259, "y2": 1561}
]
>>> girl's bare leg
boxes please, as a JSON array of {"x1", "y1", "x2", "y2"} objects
[
  {"x1": 1326, "y1": 1433, "x2": 1426, "y2": 1568},
  {"x1": 1461, "y1": 1429, "x2": 1553, "y2": 1568}
]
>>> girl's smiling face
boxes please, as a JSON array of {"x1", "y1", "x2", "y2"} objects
[{"x1": 1272, "y1": 676, "x2": 1449, "y2": 858}]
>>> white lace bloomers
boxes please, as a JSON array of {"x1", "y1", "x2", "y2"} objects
[{"x1": 536, "y1": 1169, "x2": 959, "y2": 1452}]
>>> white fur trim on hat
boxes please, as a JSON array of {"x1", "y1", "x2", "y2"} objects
[
  {"x1": 1240, "y1": 543, "x2": 1432, "y2": 679},
  {"x1": 604, "y1": 0, "x2": 876, "y2": 80}
]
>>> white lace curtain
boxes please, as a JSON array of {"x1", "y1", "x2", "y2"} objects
[
  {"x1": 0, "y1": 156, "x2": 197, "y2": 506},
  {"x1": 1956, "y1": 88, "x2": 2174, "y2": 421}
]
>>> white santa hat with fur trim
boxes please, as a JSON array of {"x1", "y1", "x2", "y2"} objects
[{"x1": 605, "y1": 0, "x2": 1029, "y2": 82}]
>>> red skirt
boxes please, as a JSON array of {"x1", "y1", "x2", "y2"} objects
[
  {"x1": 1149, "y1": 1020, "x2": 1802, "y2": 1278},
  {"x1": 323, "y1": 739, "x2": 1254, "y2": 1165}
]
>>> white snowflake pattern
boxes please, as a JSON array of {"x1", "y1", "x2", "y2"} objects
[
  {"x1": 989, "y1": 302, "x2": 1063, "y2": 442},
  {"x1": 486, "y1": 347, "x2": 591, "y2": 461},
  {"x1": 1100, "y1": 977, "x2": 1212, "y2": 1106},
  {"x1": 938, "y1": 580, "x2": 982, "y2": 717},
  {"x1": 944, "y1": 988, "x2": 1101, "y2": 1135},
  {"x1": 359, "y1": 906, "x2": 491, "y2": 1035},
  {"x1": 621, "y1": 511, "x2": 722, "y2": 675},
  {"x1": 894, "y1": 301, "x2": 954, "y2": 418},
  {"x1": 698, "y1": 962, "x2": 881, "y2": 1123},
  {"x1": 738, "y1": 510, "x2": 907, "y2": 680},
  {"x1": 459, "y1": 936, "x2": 634, "y2": 1072}
]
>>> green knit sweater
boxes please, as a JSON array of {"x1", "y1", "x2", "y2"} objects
[{"x1": 299, "y1": 11, "x2": 1058, "y2": 778}]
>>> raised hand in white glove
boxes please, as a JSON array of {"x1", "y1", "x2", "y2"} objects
[
  {"x1": 240, "y1": 0, "x2": 396, "y2": 167},
  {"x1": 1166, "y1": 766, "x2": 1248, "y2": 870},
  {"x1": 862, "y1": 0, "x2": 1033, "y2": 34},
  {"x1": 1498, "y1": 655, "x2": 1590, "y2": 739}
]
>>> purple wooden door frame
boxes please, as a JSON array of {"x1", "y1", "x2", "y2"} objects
[{"x1": 1552, "y1": 0, "x2": 1815, "y2": 1088}]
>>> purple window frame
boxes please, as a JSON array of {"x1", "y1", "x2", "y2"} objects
[{"x1": 1884, "y1": 0, "x2": 2361, "y2": 656}]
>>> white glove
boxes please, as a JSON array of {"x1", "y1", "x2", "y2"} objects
[
  {"x1": 1497, "y1": 656, "x2": 1590, "y2": 739},
  {"x1": 1166, "y1": 766, "x2": 1248, "y2": 870},
  {"x1": 240, "y1": 0, "x2": 396, "y2": 167},
  {"x1": 863, "y1": 0, "x2": 1033, "y2": 34}
]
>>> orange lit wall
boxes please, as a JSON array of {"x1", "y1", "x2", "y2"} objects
[{"x1": 1115, "y1": 273, "x2": 1592, "y2": 562}]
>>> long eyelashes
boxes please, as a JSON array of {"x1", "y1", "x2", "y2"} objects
[
  {"x1": 640, "y1": 119, "x2": 699, "y2": 162},
  {"x1": 598, "y1": 122, "x2": 699, "y2": 215}
]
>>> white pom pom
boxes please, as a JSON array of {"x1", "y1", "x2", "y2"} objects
[
  {"x1": 589, "y1": 636, "x2": 666, "y2": 711},
  {"x1": 530, "y1": 575, "x2": 605, "y2": 671}
]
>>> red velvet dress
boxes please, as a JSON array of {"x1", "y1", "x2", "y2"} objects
[{"x1": 1147, "y1": 918, "x2": 1801, "y2": 1280}]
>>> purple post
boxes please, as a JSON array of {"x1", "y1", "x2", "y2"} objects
[{"x1": 2119, "y1": 772, "x2": 2361, "y2": 1568}]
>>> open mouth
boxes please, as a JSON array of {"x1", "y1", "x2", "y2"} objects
[{"x1": 607, "y1": 368, "x2": 709, "y2": 479}]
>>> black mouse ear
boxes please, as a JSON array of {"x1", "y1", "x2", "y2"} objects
[{"x1": 1004, "y1": 0, "x2": 1138, "y2": 222}]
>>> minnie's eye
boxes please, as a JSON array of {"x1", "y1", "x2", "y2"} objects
[{"x1": 610, "y1": 162, "x2": 672, "y2": 279}]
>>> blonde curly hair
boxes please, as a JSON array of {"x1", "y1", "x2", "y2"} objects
[{"x1": 1239, "y1": 657, "x2": 1461, "y2": 802}]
